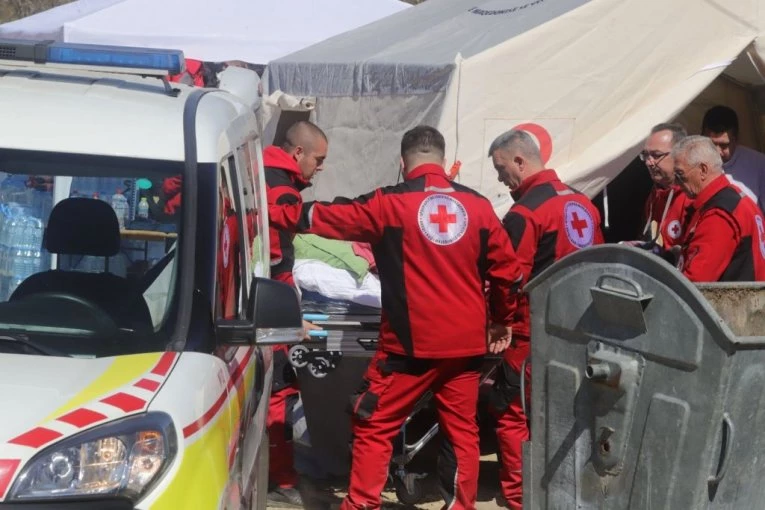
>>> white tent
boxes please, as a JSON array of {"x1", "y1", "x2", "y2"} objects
[
  {"x1": 265, "y1": 0, "x2": 765, "y2": 217},
  {"x1": 0, "y1": 0, "x2": 410, "y2": 64}
]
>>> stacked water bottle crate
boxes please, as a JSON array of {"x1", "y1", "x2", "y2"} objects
[{"x1": 0, "y1": 203, "x2": 45, "y2": 300}]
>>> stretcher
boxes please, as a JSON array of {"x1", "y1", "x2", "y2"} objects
[
  {"x1": 290, "y1": 309, "x2": 503, "y2": 505},
  {"x1": 288, "y1": 312, "x2": 381, "y2": 378}
]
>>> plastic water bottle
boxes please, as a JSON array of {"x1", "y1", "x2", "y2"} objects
[
  {"x1": 0, "y1": 206, "x2": 9, "y2": 300},
  {"x1": 8, "y1": 208, "x2": 29, "y2": 297},
  {"x1": 0, "y1": 204, "x2": 23, "y2": 299},
  {"x1": 111, "y1": 188, "x2": 129, "y2": 230},
  {"x1": 3, "y1": 207, "x2": 44, "y2": 296},
  {"x1": 26, "y1": 216, "x2": 43, "y2": 275},
  {"x1": 137, "y1": 196, "x2": 149, "y2": 220}
]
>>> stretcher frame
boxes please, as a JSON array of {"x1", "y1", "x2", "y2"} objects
[{"x1": 289, "y1": 311, "x2": 504, "y2": 504}]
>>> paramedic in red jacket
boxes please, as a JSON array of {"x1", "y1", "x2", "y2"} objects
[
  {"x1": 639, "y1": 123, "x2": 690, "y2": 249},
  {"x1": 263, "y1": 120, "x2": 328, "y2": 507},
  {"x1": 488, "y1": 129, "x2": 605, "y2": 510},
  {"x1": 266, "y1": 121, "x2": 327, "y2": 286},
  {"x1": 672, "y1": 135, "x2": 765, "y2": 282},
  {"x1": 293, "y1": 125, "x2": 522, "y2": 510}
]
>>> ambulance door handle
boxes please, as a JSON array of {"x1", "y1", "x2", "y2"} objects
[{"x1": 708, "y1": 412, "x2": 735, "y2": 487}]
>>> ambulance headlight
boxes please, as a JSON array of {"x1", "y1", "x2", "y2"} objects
[{"x1": 9, "y1": 413, "x2": 177, "y2": 502}]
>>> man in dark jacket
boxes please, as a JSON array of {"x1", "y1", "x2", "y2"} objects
[{"x1": 264, "y1": 120, "x2": 327, "y2": 506}]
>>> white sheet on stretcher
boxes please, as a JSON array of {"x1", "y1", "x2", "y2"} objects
[{"x1": 293, "y1": 258, "x2": 381, "y2": 308}]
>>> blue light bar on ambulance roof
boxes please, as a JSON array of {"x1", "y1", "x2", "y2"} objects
[{"x1": 0, "y1": 39, "x2": 185, "y2": 75}]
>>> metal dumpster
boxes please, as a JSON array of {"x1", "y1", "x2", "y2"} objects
[{"x1": 523, "y1": 244, "x2": 765, "y2": 509}]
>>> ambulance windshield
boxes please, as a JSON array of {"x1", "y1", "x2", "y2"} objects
[{"x1": 0, "y1": 151, "x2": 184, "y2": 358}]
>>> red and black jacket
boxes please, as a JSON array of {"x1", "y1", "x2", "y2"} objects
[
  {"x1": 264, "y1": 146, "x2": 310, "y2": 287},
  {"x1": 502, "y1": 170, "x2": 604, "y2": 340},
  {"x1": 294, "y1": 163, "x2": 522, "y2": 359},
  {"x1": 642, "y1": 184, "x2": 689, "y2": 249},
  {"x1": 264, "y1": 146, "x2": 310, "y2": 392},
  {"x1": 678, "y1": 175, "x2": 765, "y2": 282}
]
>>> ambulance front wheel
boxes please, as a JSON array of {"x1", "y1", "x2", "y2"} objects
[{"x1": 394, "y1": 473, "x2": 425, "y2": 506}]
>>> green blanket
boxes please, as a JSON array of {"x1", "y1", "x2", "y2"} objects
[{"x1": 293, "y1": 234, "x2": 370, "y2": 283}]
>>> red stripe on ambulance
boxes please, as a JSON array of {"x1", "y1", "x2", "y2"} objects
[
  {"x1": 57, "y1": 408, "x2": 107, "y2": 429},
  {"x1": 101, "y1": 392, "x2": 146, "y2": 413},
  {"x1": 182, "y1": 348, "x2": 255, "y2": 439},
  {"x1": 0, "y1": 459, "x2": 20, "y2": 499},
  {"x1": 8, "y1": 427, "x2": 62, "y2": 449},
  {"x1": 151, "y1": 352, "x2": 177, "y2": 376},
  {"x1": 134, "y1": 378, "x2": 161, "y2": 392}
]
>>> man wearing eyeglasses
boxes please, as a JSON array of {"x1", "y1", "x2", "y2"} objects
[
  {"x1": 638, "y1": 123, "x2": 690, "y2": 249},
  {"x1": 672, "y1": 136, "x2": 765, "y2": 282}
]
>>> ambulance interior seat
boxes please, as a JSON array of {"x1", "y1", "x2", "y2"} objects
[{"x1": 10, "y1": 198, "x2": 153, "y2": 333}]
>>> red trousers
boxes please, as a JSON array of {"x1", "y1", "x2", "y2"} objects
[
  {"x1": 267, "y1": 383, "x2": 299, "y2": 488},
  {"x1": 340, "y1": 350, "x2": 482, "y2": 510},
  {"x1": 493, "y1": 340, "x2": 531, "y2": 510}
]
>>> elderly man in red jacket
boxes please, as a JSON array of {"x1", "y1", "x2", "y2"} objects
[{"x1": 673, "y1": 135, "x2": 765, "y2": 282}]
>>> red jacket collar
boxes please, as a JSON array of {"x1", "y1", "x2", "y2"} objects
[
  {"x1": 690, "y1": 174, "x2": 729, "y2": 210},
  {"x1": 511, "y1": 169, "x2": 560, "y2": 201},
  {"x1": 406, "y1": 163, "x2": 449, "y2": 181},
  {"x1": 650, "y1": 183, "x2": 684, "y2": 199},
  {"x1": 263, "y1": 146, "x2": 310, "y2": 189},
  {"x1": 670, "y1": 184, "x2": 685, "y2": 196}
]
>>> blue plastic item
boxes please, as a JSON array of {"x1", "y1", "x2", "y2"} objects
[
  {"x1": 46, "y1": 43, "x2": 184, "y2": 74},
  {"x1": 303, "y1": 313, "x2": 329, "y2": 321}
]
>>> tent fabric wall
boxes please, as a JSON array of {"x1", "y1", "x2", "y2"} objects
[
  {"x1": 266, "y1": 0, "x2": 765, "y2": 215},
  {"x1": 266, "y1": 0, "x2": 593, "y2": 203},
  {"x1": 0, "y1": 0, "x2": 410, "y2": 65},
  {"x1": 450, "y1": 0, "x2": 758, "y2": 208},
  {"x1": 266, "y1": 0, "x2": 592, "y2": 71},
  {"x1": 302, "y1": 93, "x2": 447, "y2": 202},
  {"x1": 0, "y1": 0, "x2": 122, "y2": 41}
]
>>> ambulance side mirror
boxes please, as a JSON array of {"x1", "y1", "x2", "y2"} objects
[{"x1": 216, "y1": 277, "x2": 303, "y2": 346}]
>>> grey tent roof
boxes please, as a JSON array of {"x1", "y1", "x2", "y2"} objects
[{"x1": 268, "y1": 0, "x2": 591, "y2": 96}]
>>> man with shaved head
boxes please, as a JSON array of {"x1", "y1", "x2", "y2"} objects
[{"x1": 263, "y1": 120, "x2": 328, "y2": 506}]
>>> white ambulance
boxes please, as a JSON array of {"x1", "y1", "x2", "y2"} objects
[{"x1": 0, "y1": 40, "x2": 303, "y2": 509}]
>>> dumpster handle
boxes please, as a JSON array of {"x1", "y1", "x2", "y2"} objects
[
  {"x1": 708, "y1": 412, "x2": 735, "y2": 486},
  {"x1": 595, "y1": 274, "x2": 643, "y2": 298}
]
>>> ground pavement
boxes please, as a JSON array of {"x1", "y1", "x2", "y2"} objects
[{"x1": 268, "y1": 453, "x2": 506, "y2": 510}]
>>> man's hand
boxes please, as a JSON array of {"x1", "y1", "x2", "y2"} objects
[
  {"x1": 303, "y1": 319, "x2": 322, "y2": 341},
  {"x1": 488, "y1": 323, "x2": 512, "y2": 354}
]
